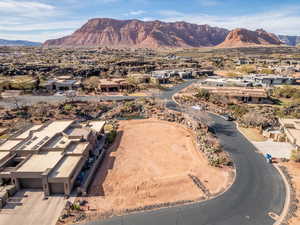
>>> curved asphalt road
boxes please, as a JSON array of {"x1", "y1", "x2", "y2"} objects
[{"x1": 64, "y1": 80, "x2": 284, "y2": 225}]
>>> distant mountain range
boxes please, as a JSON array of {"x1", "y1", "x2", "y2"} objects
[
  {"x1": 217, "y1": 28, "x2": 282, "y2": 48},
  {"x1": 43, "y1": 18, "x2": 230, "y2": 48},
  {"x1": 2, "y1": 18, "x2": 300, "y2": 49},
  {"x1": 0, "y1": 39, "x2": 41, "y2": 46},
  {"x1": 278, "y1": 35, "x2": 300, "y2": 47},
  {"x1": 44, "y1": 18, "x2": 298, "y2": 49}
]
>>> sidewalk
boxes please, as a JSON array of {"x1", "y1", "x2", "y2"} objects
[{"x1": 252, "y1": 140, "x2": 294, "y2": 159}]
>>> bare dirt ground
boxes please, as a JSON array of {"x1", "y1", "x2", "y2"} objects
[
  {"x1": 77, "y1": 119, "x2": 233, "y2": 221},
  {"x1": 239, "y1": 127, "x2": 267, "y2": 142},
  {"x1": 280, "y1": 162, "x2": 300, "y2": 225}
]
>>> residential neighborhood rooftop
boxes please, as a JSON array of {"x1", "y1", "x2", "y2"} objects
[
  {"x1": 0, "y1": 120, "x2": 106, "y2": 197},
  {"x1": 49, "y1": 155, "x2": 82, "y2": 179},
  {"x1": 16, "y1": 152, "x2": 63, "y2": 173},
  {"x1": 199, "y1": 86, "x2": 268, "y2": 98}
]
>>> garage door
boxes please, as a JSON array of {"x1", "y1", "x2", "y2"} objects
[
  {"x1": 49, "y1": 183, "x2": 64, "y2": 194},
  {"x1": 19, "y1": 178, "x2": 42, "y2": 189}
]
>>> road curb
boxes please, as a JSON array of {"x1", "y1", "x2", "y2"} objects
[
  {"x1": 171, "y1": 93, "x2": 237, "y2": 202},
  {"x1": 173, "y1": 91, "x2": 290, "y2": 225},
  {"x1": 171, "y1": 94, "x2": 180, "y2": 106},
  {"x1": 236, "y1": 124, "x2": 291, "y2": 225},
  {"x1": 273, "y1": 165, "x2": 291, "y2": 225},
  {"x1": 172, "y1": 86, "x2": 291, "y2": 224}
]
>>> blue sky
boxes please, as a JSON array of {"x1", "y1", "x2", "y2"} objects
[{"x1": 0, "y1": 0, "x2": 300, "y2": 42}]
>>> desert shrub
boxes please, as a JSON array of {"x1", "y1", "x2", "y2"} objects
[
  {"x1": 237, "y1": 65, "x2": 257, "y2": 74},
  {"x1": 260, "y1": 68, "x2": 274, "y2": 74},
  {"x1": 241, "y1": 111, "x2": 268, "y2": 128},
  {"x1": 226, "y1": 72, "x2": 240, "y2": 77},
  {"x1": 121, "y1": 101, "x2": 140, "y2": 113},
  {"x1": 71, "y1": 203, "x2": 81, "y2": 211},
  {"x1": 292, "y1": 92, "x2": 300, "y2": 100},
  {"x1": 195, "y1": 88, "x2": 210, "y2": 100},
  {"x1": 228, "y1": 104, "x2": 248, "y2": 118},
  {"x1": 63, "y1": 104, "x2": 73, "y2": 111},
  {"x1": 208, "y1": 155, "x2": 228, "y2": 167},
  {"x1": 83, "y1": 76, "x2": 100, "y2": 90},
  {"x1": 106, "y1": 130, "x2": 117, "y2": 144},
  {"x1": 104, "y1": 124, "x2": 114, "y2": 132},
  {"x1": 209, "y1": 94, "x2": 229, "y2": 105},
  {"x1": 207, "y1": 147, "x2": 221, "y2": 153},
  {"x1": 290, "y1": 150, "x2": 300, "y2": 162},
  {"x1": 272, "y1": 86, "x2": 300, "y2": 99}
]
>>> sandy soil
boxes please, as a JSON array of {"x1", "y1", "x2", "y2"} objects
[
  {"x1": 280, "y1": 161, "x2": 300, "y2": 225},
  {"x1": 239, "y1": 127, "x2": 268, "y2": 142},
  {"x1": 79, "y1": 119, "x2": 232, "y2": 220}
]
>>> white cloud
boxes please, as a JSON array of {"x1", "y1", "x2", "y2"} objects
[
  {"x1": 0, "y1": 0, "x2": 56, "y2": 17},
  {"x1": 123, "y1": 10, "x2": 146, "y2": 17},
  {"x1": 126, "y1": 10, "x2": 146, "y2": 16},
  {"x1": 0, "y1": 20, "x2": 85, "y2": 32},
  {"x1": 158, "y1": 10, "x2": 184, "y2": 17},
  {"x1": 1, "y1": 1, "x2": 300, "y2": 42},
  {"x1": 160, "y1": 7, "x2": 300, "y2": 36},
  {"x1": 197, "y1": 0, "x2": 219, "y2": 7},
  {"x1": 0, "y1": 30, "x2": 74, "y2": 42},
  {"x1": 140, "y1": 17, "x2": 156, "y2": 21},
  {"x1": 98, "y1": 0, "x2": 119, "y2": 3},
  {"x1": 0, "y1": 0, "x2": 79, "y2": 41}
]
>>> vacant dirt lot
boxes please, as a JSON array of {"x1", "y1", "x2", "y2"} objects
[{"x1": 79, "y1": 119, "x2": 232, "y2": 219}]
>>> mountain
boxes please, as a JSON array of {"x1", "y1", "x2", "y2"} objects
[
  {"x1": 43, "y1": 18, "x2": 229, "y2": 48},
  {"x1": 0, "y1": 39, "x2": 41, "y2": 46},
  {"x1": 218, "y1": 28, "x2": 283, "y2": 48},
  {"x1": 278, "y1": 35, "x2": 300, "y2": 46}
]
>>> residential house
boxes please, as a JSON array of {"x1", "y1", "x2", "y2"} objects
[
  {"x1": 0, "y1": 120, "x2": 106, "y2": 197},
  {"x1": 45, "y1": 76, "x2": 81, "y2": 91},
  {"x1": 198, "y1": 86, "x2": 272, "y2": 104},
  {"x1": 279, "y1": 118, "x2": 300, "y2": 150},
  {"x1": 97, "y1": 78, "x2": 133, "y2": 92}
]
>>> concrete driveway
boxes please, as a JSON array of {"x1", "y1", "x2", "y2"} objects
[
  {"x1": 252, "y1": 140, "x2": 294, "y2": 159},
  {"x1": 0, "y1": 189, "x2": 69, "y2": 225}
]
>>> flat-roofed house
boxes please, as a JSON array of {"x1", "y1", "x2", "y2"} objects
[
  {"x1": 128, "y1": 74, "x2": 151, "y2": 84},
  {"x1": 279, "y1": 118, "x2": 300, "y2": 150},
  {"x1": 45, "y1": 76, "x2": 81, "y2": 91},
  {"x1": 244, "y1": 74, "x2": 297, "y2": 86},
  {"x1": 198, "y1": 86, "x2": 271, "y2": 104},
  {"x1": 0, "y1": 120, "x2": 106, "y2": 196},
  {"x1": 97, "y1": 78, "x2": 133, "y2": 92}
]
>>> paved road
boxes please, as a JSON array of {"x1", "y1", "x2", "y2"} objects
[
  {"x1": 0, "y1": 80, "x2": 196, "y2": 109},
  {"x1": 82, "y1": 80, "x2": 286, "y2": 225},
  {"x1": 0, "y1": 95, "x2": 138, "y2": 109}
]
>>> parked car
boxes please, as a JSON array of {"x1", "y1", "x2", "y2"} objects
[
  {"x1": 220, "y1": 114, "x2": 234, "y2": 121},
  {"x1": 191, "y1": 105, "x2": 203, "y2": 111},
  {"x1": 208, "y1": 126, "x2": 217, "y2": 136},
  {"x1": 54, "y1": 91, "x2": 65, "y2": 96}
]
